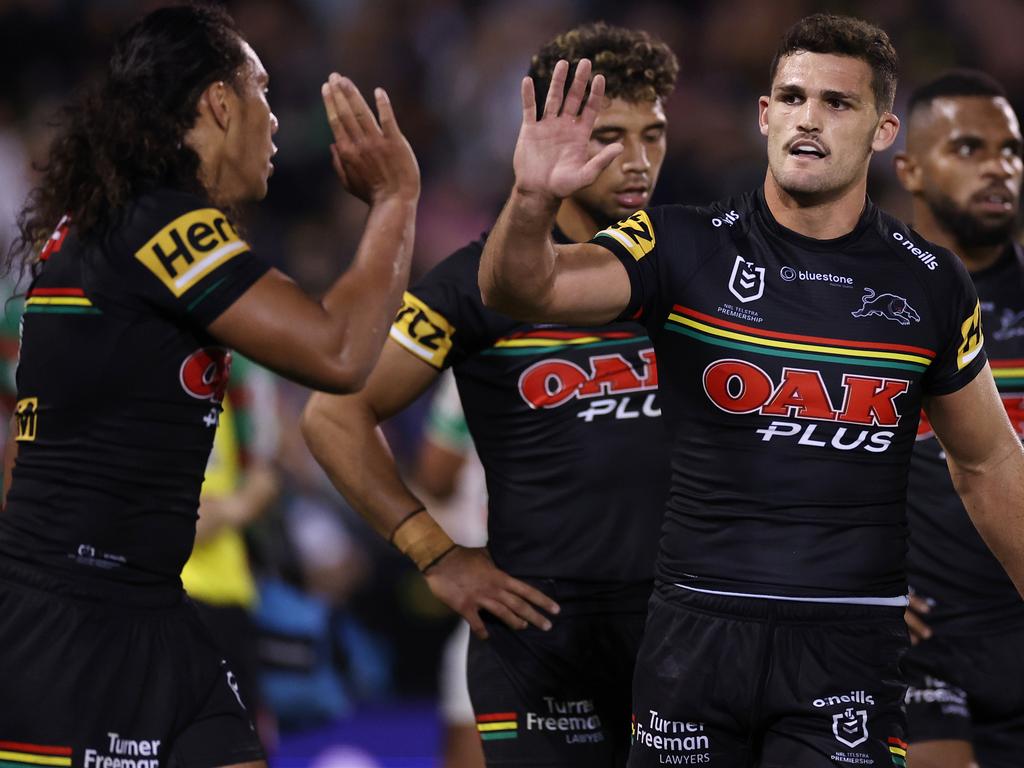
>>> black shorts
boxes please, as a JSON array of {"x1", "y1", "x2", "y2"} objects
[
  {"x1": 628, "y1": 583, "x2": 909, "y2": 768},
  {"x1": 467, "y1": 580, "x2": 649, "y2": 767},
  {"x1": 0, "y1": 560, "x2": 264, "y2": 768},
  {"x1": 903, "y1": 627, "x2": 1024, "y2": 768}
]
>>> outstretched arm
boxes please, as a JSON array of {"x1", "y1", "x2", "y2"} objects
[
  {"x1": 210, "y1": 75, "x2": 419, "y2": 394},
  {"x1": 302, "y1": 341, "x2": 559, "y2": 638},
  {"x1": 479, "y1": 59, "x2": 631, "y2": 325},
  {"x1": 926, "y1": 365, "x2": 1024, "y2": 597}
]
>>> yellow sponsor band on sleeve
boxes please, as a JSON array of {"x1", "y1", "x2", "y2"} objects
[
  {"x1": 389, "y1": 291, "x2": 456, "y2": 369},
  {"x1": 135, "y1": 208, "x2": 250, "y2": 297},
  {"x1": 956, "y1": 300, "x2": 983, "y2": 371},
  {"x1": 596, "y1": 210, "x2": 656, "y2": 261}
]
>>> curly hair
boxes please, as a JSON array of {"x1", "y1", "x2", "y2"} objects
[
  {"x1": 770, "y1": 14, "x2": 899, "y2": 114},
  {"x1": 528, "y1": 22, "x2": 679, "y2": 118},
  {"x1": 8, "y1": 3, "x2": 247, "y2": 280}
]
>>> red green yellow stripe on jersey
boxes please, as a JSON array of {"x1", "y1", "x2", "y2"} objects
[
  {"x1": 0, "y1": 741, "x2": 72, "y2": 767},
  {"x1": 888, "y1": 736, "x2": 907, "y2": 766},
  {"x1": 991, "y1": 358, "x2": 1024, "y2": 390},
  {"x1": 476, "y1": 712, "x2": 518, "y2": 741},
  {"x1": 484, "y1": 329, "x2": 639, "y2": 357},
  {"x1": 25, "y1": 288, "x2": 100, "y2": 315},
  {"x1": 665, "y1": 305, "x2": 935, "y2": 373}
]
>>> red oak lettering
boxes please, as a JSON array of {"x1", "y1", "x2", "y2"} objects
[
  {"x1": 703, "y1": 359, "x2": 907, "y2": 426},
  {"x1": 518, "y1": 350, "x2": 658, "y2": 409}
]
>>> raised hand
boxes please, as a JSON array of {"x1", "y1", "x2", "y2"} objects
[
  {"x1": 424, "y1": 546, "x2": 560, "y2": 639},
  {"x1": 321, "y1": 73, "x2": 420, "y2": 204},
  {"x1": 513, "y1": 58, "x2": 623, "y2": 202}
]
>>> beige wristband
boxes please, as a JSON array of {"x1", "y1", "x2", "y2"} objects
[{"x1": 390, "y1": 508, "x2": 456, "y2": 572}]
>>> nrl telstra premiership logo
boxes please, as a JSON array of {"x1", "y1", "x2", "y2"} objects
[{"x1": 728, "y1": 255, "x2": 765, "y2": 304}]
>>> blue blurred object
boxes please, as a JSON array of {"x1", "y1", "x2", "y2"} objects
[{"x1": 256, "y1": 577, "x2": 352, "y2": 728}]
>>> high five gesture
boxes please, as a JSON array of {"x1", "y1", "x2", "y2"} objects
[{"x1": 514, "y1": 59, "x2": 623, "y2": 202}]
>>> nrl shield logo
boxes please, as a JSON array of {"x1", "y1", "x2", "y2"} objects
[
  {"x1": 832, "y1": 708, "x2": 869, "y2": 748},
  {"x1": 728, "y1": 255, "x2": 765, "y2": 303}
]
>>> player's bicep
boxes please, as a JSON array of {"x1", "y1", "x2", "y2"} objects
[
  {"x1": 925, "y1": 364, "x2": 1019, "y2": 472},
  {"x1": 208, "y1": 268, "x2": 357, "y2": 389},
  {"x1": 543, "y1": 243, "x2": 632, "y2": 325}
]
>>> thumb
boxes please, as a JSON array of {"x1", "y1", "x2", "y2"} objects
[{"x1": 579, "y1": 142, "x2": 623, "y2": 186}]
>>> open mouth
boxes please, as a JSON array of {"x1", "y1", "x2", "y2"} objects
[
  {"x1": 615, "y1": 187, "x2": 649, "y2": 207},
  {"x1": 788, "y1": 140, "x2": 828, "y2": 159}
]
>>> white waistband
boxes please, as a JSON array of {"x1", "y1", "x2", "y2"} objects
[{"x1": 673, "y1": 582, "x2": 909, "y2": 607}]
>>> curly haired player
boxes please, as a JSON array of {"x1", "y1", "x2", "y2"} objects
[{"x1": 303, "y1": 22, "x2": 677, "y2": 767}]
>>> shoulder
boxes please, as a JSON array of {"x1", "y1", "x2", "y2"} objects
[
  {"x1": 873, "y1": 208, "x2": 966, "y2": 284},
  {"x1": 114, "y1": 188, "x2": 250, "y2": 296},
  {"x1": 417, "y1": 236, "x2": 485, "y2": 289}
]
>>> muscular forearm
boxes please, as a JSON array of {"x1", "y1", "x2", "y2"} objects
[
  {"x1": 951, "y1": 442, "x2": 1024, "y2": 597},
  {"x1": 479, "y1": 189, "x2": 560, "y2": 317},
  {"x1": 302, "y1": 392, "x2": 425, "y2": 540},
  {"x1": 321, "y1": 197, "x2": 417, "y2": 388}
]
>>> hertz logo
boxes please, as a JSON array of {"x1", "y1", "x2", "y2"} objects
[
  {"x1": 390, "y1": 292, "x2": 455, "y2": 369},
  {"x1": 597, "y1": 211, "x2": 656, "y2": 261},
  {"x1": 135, "y1": 209, "x2": 249, "y2": 297},
  {"x1": 15, "y1": 397, "x2": 38, "y2": 442}
]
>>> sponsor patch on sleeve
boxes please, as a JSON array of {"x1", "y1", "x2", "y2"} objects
[
  {"x1": 15, "y1": 396, "x2": 38, "y2": 441},
  {"x1": 595, "y1": 210, "x2": 656, "y2": 261},
  {"x1": 957, "y1": 300, "x2": 984, "y2": 370},
  {"x1": 135, "y1": 208, "x2": 250, "y2": 298},
  {"x1": 389, "y1": 292, "x2": 455, "y2": 369}
]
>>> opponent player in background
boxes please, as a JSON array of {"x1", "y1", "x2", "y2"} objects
[
  {"x1": 894, "y1": 69, "x2": 1024, "y2": 768},
  {"x1": 0, "y1": 5, "x2": 418, "y2": 766},
  {"x1": 480, "y1": 14, "x2": 1024, "y2": 767},
  {"x1": 303, "y1": 23, "x2": 676, "y2": 766}
]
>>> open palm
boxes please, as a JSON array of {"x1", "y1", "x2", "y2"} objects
[{"x1": 513, "y1": 58, "x2": 623, "y2": 200}]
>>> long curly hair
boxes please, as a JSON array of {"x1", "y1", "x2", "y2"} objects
[
  {"x1": 8, "y1": 3, "x2": 247, "y2": 280},
  {"x1": 528, "y1": 22, "x2": 679, "y2": 118}
]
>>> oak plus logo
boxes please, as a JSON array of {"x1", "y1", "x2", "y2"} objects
[
  {"x1": 703, "y1": 360, "x2": 909, "y2": 453},
  {"x1": 518, "y1": 348, "x2": 659, "y2": 422},
  {"x1": 728, "y1": 255, "x2": 765, "y2": 304}
]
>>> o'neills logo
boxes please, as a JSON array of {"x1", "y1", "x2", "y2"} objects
[
  {"x1": 892, "y1": 231, "x2": 938, "y2": 271},
  {"x1": 814, "y1": 690, "x2": 875, "y2": 708}
]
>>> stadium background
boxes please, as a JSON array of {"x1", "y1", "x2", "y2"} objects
[{"x1": 1, "y1": 0, "x2": 1022, "y2": 766}]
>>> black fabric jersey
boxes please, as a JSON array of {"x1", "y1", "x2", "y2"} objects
[
  {"x1": 0, "y1": 188, "x2": 269, "y2": 598},
  {"x1": 593, "y1": 188, "x2": 987, "y2": 599},
  {"x1": 389, "y1": 229, "x2": 669, "y2": 585},
  {"x1": 906, "y1": 243, "x2": 1024, "y2": 634}
]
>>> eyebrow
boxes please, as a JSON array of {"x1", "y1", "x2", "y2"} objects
[
  {"x1": 593, "y1": 120, "x2": 668, "y2": 133},
  {"x1": 773, "y1": 83, "x2": 862, "y2": 103}
]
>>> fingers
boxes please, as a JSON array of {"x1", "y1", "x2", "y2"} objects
[
  {"x1": 505, "y1": 577, "x2": 560, "y2": 616},
  {"x1": 580, "y1": 141, "x2": 624, "y2": 185},
  {"x1": 904, "y1": 610, "x2": 932, "y2": 645},
  {"x1": 500, "y1": 590, "x2": 553, "y2": 631},
  {"x1": 329, "y1": 143, "x2": 349, "y2": 186},
  {"x1": 579, "y1": 72, "x2": 607, "y2": 128},
  {"x1": 561, "y1": 58, "x2": 591, "y2": 117},
  {"x1": 375, "y1": 87, "x2": 398, "y2": 138},
  {"x1": 480, "y1": 596, "x2": 529, "y2": 632},
  {"x1": 521, "y1": 76, "x2": 537, "y2": 124},
  {"x1": 542, "y1": 59, "x2": 569, "y2": 118},
  {"x1": 465, "y1": 610, "x2": 489, "y2": 641}
]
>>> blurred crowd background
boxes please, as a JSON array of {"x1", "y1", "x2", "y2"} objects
[{"x1": 1, "y1": 0, "x2": 1023, "y2": 765}]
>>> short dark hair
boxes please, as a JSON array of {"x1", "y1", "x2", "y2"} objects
[
  {"x1": 9, "y1": 3, "x2": 247, "y2": 280},
  {"x1": 907, "y1": 68, "x2": 1008, "y2": 116},
  {"x1": 529, "y1": 22, "x2": 679, "y2": 118},
  {"x1": 769, "y1": 13, "x2": 898, "y2": 114}
]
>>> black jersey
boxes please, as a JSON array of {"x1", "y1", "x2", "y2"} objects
[
  {"x1": 593, "y1": 188, "x2": 986, "y2": 600},
  {"x1": 389, "y1": 230, "x2": 669, "y2": 586},
  {"x1": 907, "y1": 243, "x2": 1024, "y2": 633},
  {"x1": 0, "y1": 189, "x2": 268, "y2": 597}
]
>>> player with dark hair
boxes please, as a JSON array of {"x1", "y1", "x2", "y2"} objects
[
  {"x1": 303, "y1": 22, "x2": 677, "y2": 767},
  {"x1": 480, "y1": 13, "x2": 1024, "y2": 767},
  {"x1": 894, "y1": 69, "x2": 1024, "y2": 768},
  {"x1": 0, "y1": 5, "x2": 418, "y2": 766}
]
